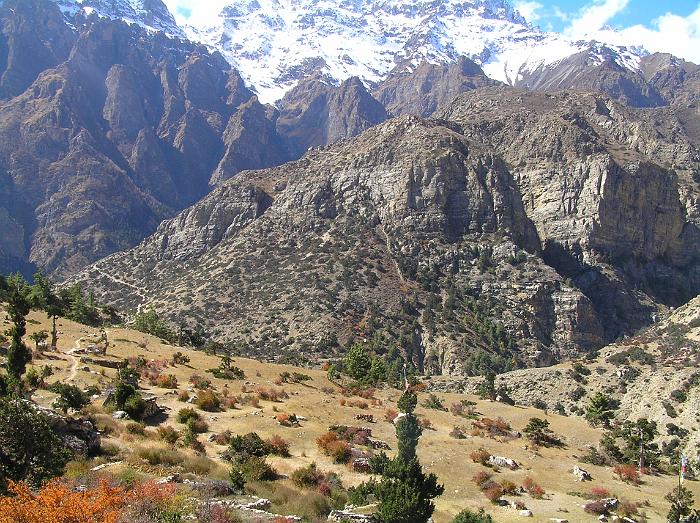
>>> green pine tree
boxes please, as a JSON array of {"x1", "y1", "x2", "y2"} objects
[{"x1": 6, "y1": 283, "x2": 31, "y2": 387}]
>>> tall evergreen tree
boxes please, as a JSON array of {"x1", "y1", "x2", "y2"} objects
[
  {"x1": 6, "y1": 283, "x2": 31, "y2": 388},
  {"x1": 373, "y1": 389, "x2": 444, "y2": 523}
]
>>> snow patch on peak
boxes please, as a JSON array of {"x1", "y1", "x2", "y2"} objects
[
  {"x1": 55, "y1": 0, "x2": 184, "y2": 38},
  {"x1": 178, "y1": 0, "x2": 646, "y2": 103}
]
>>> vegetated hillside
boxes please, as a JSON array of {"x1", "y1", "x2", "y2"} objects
[
  {"x1": 68, "y1": 87, "x2": 700, "y2": 376},
  {"x1": 431, "y1": 295, "x2": 700, "y2": 461},
  {"x1": 4, "y1": 305, "x2": 699, "y2": 522}
]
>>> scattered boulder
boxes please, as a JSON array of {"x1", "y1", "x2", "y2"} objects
[
  {"x1": 328, "y1": 510, "x2": 377, "y2": 522},
  {"x1": 367, "y1": 437, "x2": 390, "y2": 450},
  {"x1": 112, "y1": 410, "x2": 129, "y2": 419},
  {"x1": 488, "y1": 455, "x2": 519, "y2": 470},
  {"x1": 31, "y1": 404, "x2": 101, "y2": 457},
  {"x1": 520, "y1": 510, "x2": 533, "y2": 517},
  {"x1": 572, "y1": 466, "x2": 592, "y2": 481}
]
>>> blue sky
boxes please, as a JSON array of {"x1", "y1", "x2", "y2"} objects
[{"x1": 520, "y1": 0, "x2": 699, "y2": 32}]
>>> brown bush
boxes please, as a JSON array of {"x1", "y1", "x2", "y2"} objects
[
  {"x1": 472, "y1": 471, "x2": 492, "y2": 488},
  {"x1": 500, "y1": 479, "x2": 518, "y2": 495},
  {"x1": 470, "y1": 448, "x2": 492, "y2": 465},
  {"x1": 384, "y1": 409, "x2": 398, "y2": 422},
  {"x1": 420, "y1": 418, "x2": 433, "y2": 430},
  {"x1": 316, "y1": 432, "x2": 352, "y2": 464},
  {"x1": 266, "y1": 435, "x2": 291, "y2": 457},
  {"x1": 523, "y1": 477, "x2": 545, "y2": 499},
  {"x1": 211, "y1": 430, "x2": 233, "y2": 445},
  {"x1": 155, "y1": 374, "x2": 178, "y2": 389},
  {"x1": 177, "y1": 390, "x2": 190, "y2": 402},
  {"x1": 483, "y1": 483, "x2": 504, "y2": 503},
  {"x1": 255, "y1": 387, "x2": 289, "y2": 402},
  {"x1": 472, "y1": 417, "x2": 512, "y2": 438},
  {"x1": 584, "y1": 500, "x2": 608, "y2": 515},
  {"x1": 156, "y1": 425, "x2": 180, "y2": 445},
  {"x1": 589, "y1": 486, "x2": 611, "y2": 499},
  {"x1": 613, "y1": 464, "x2": 641, "y2": 484}
]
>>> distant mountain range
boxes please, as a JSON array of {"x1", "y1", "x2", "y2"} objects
[{"x1": 50, "y1": 0, "x2": 648, "y2": 103}]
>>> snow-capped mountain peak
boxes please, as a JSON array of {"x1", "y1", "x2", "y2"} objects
[
  {"x1": 50, "y1": 0, "x2": 648, "y2": 104},
  {"x1": 178, "y1": 0, "x2": 646, "y2": 103},
  {"x1": 57, "y1": 0, "x2": 184, "y2": 37}
]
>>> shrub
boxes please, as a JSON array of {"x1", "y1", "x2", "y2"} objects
[
  {"x1": 196, "y1": 390, "x2": 222, "y2": 412},
  {"x1": 420, "y1": 418, "x2": 433, "y2": 430},
  {"x1": 471, "y1": 417, "x2": 512, "y2": 438},
  {"x1": 186, "y1": 417, "x2": 209, "y2": 434},
  {"x1": 422, "y1": 394, "x2": 447, "y2": 411},
  {"x1": 157, "y1": 425, "x2": 180, "y2": 445},
  {"x1": 0, "y1": 480, "x2": 128, "y2": 522},
  {"x1": 523, "y1": 477, "x2": 545, "y2": 499},
  {"x1": 266, "y1": 435, "x2": 291, "y2": 457},
  {"x1": 291, "y1": 462, "x2": 326, "y2": 489},
  {"x1": 584, "y1": 500, "x2": 608, "y2": 515},
  {"x1": 176, "y1": 407, "x2": 201, "y2": 424},
  {"x1": 472, "y1": 471, "x2": 492, "y2": 488},
  {"x1": 177, "y1": 390, "x2": 190, "y2": 402},
  {"x1": 316, "y1": 432, "x2": 352, "y2": 464},
  {"x1": 385, "y1": 409, "x2": 398, "y2": 422},
  {"x1": 590, "y1": 486, "x2": 611, "y2": 499},
  {"x1": 155, "y1": 374, "x2": 178, "y2": 389},
  {"x1": 450, "y1": 401, "x2": 477, "y2": 418},
  {"x1": 255, "y1": 387, "x2": 289, "y2": 402},
  {"x1": 224, "y1": 432, "x2": 270, "y2": 462},
  {"x1": 172, "y1": 352, "x2": 190, "y2": 365},
  {"x1": 189, "y1": 374, "x2": 211, "y2": 390},
  {"x1": 236, "y1": 456, "x2": 277, "y2": 482},
  {"x1": 450, "y1": 426, "x2": 467, "y2": 439},
  {"x1": 482, "y1": 483, "x2": 503, "y2": 503},
  {"x1": 470, "y1": 448, "x2": 492, "y2": 466},
  {"x1": 451, "y1": 508, "x2": 494, "y2": 523},
  {"x1": 125, "y1": 422, "x2": 146, "y2": 435},
  {"x1": 613, "y1": 464, "x2": 641, "y2": 484},
  {"x1": 276, "y1": 412, "x2": 298, "y2": 426},
  {"x1": 212, "y1": 430, "x2": 233, "y2": 445},
  {"x1": 136, "y1": 446, "x2": 184, "y2": 467},
  {"x1": 500, "y1": 480, "x2": 518, "y2": 495},
  {"x1": 123, "y1": 394, "x2": 147, "y2": 421}
]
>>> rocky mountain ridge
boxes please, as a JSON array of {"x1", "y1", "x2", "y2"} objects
[
  {"x1": 0, "y1": 0, "x2": 391, "y2": 277},
  {"x1": 68, "y1": 88, "x2": 700, "y2": 376}
]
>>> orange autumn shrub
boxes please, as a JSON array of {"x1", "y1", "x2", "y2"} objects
[{"x1": 0, "y1": 479, "x2": 128, "y2": 523}]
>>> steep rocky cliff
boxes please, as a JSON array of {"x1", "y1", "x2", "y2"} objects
[
  {"x1": 68, "y1": 88, "x2": 700, "y2": 375},
  {"x1": 276, "y1": 75, "x2": 388, "y2": 159},
  {"x1": 374, "y1": 57, "x2": 501, "y2": 117},
  {"x1": 0, "y1": 0, "x2": 389, "y2": 278}
]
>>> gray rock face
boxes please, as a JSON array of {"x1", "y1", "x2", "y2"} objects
[
  {"x1": 515, "y1": 47, "x2": 665, "y2": 108},
  {"x1": 374, "y1": 57, "x2": 501, "y2": 117},
  {"x1": 0, "y1": 4, "x2": 296, "y2": 278},
  {"x1": 277, "y1": 74, "x2": 388, "y2": 158},
  {"x1": 68, "y1": 87, "x2": 700, "y2": 373}
]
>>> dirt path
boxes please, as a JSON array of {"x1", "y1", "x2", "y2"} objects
[{"x1": 65, "y1": 340, "x2": 81, "y2": 383}]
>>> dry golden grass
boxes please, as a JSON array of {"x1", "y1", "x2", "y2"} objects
[{"x1": 14, "y1": 309, "x2": 700, "y2": 523}]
